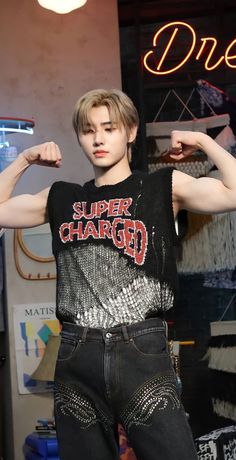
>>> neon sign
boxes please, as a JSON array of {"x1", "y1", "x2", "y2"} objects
[{"x1": 143, "y1": 21, "x2": 236, "y2": 75}]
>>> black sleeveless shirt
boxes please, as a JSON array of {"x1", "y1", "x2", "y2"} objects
[{"x1": 47, "y1": 167, "x2": 179, "y2": 327}]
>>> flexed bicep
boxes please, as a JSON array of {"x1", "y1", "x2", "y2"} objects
[
  {"x1": 0, "y1": 187, "x2": 50, "y2": 229},
  {"x1": 173, "y1": 170, "x2": 236, "y2": 214}
]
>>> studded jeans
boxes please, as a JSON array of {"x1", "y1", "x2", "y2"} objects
[{"x1": 54, "y1": 317, "x2": 198, "y2": 460}]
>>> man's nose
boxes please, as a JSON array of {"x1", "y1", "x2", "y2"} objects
[{"x1": 93, "y1": 131, "x2": 104, "y2": 146}]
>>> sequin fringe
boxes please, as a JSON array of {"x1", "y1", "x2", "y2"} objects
[{"x1": 56, "y1": 244, "x2": 174, "y2": 328}]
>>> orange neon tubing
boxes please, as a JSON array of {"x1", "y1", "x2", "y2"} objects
[
  {"x1": 143, "y1": 21, "x2": 196, "y2": 75},
  {"x1": 196, "y1": 37, "x2": 224, "y2": 70},
  {"x1": 225, "y1": 38, "x2": 236, "y2": 68}
]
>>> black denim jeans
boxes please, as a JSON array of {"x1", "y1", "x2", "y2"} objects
[{"x1": 54, "y1": 317, "x2": 198, "y2": 460}]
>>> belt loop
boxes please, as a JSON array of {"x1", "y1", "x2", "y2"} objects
[
  {"x1": 81, "y1": 326, "x2": 89, "y2": 343},
  {"x1": 121, "y1": 325, "x2": 129, "y2": 343}
]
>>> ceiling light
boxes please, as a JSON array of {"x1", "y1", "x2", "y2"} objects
[{"x1": 37, "y1": 0, "x2": 87, "y2": 14}]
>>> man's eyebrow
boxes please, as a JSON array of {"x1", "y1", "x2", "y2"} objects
[
  {"x1": 84, "y1": 121, "x2": 117, "y2": 128},
  {"x1": 101, "y1": 121, "x2": 117, "y2": 126}
]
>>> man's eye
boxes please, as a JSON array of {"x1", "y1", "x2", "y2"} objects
[
  {"x1": 105, "y1": 127, "x2": 116, "y2": 132},
  {"x1": 84, "y1": 129, "x2": 93, "y2": 134}
]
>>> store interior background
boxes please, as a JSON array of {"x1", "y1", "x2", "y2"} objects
[
  {"x1": 119, "y1": 0, "x2": 236, "y2": 438},
  {"x1": 0, "y1": 0, "x2": 236, "y2": 459}
]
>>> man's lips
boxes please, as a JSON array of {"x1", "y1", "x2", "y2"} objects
[{"x1": 94, "y1": 150, "x2": 108, "y2": 157}]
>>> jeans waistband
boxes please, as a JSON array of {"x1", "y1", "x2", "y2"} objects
[{"x1": 61, "y1": 317, "x2": 167, "y2": 343}]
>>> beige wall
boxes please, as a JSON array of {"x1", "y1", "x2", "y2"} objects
[
  {"x1": 0, "y1": 0, "x2": 121, "y2": 192},
  {"x1": 0, "y1": 1, "x2": 121, "y2": 459},
  {"x1": 4, "y1": 231, "x2": 57, "y2": 460}
]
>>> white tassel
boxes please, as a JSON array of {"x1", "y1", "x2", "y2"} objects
[
  {"x1": 212, "y1": 398, "x2": 236, "y2": 421},
  {"x1": 177, "y1": 212, "x2": 236, "y2": 273},
  {"x1": 205, "y1": 347, "x2": 236, "y2": 373}
]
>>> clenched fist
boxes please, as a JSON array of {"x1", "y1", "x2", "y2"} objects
[
  {"x1": 22, "y1": 142, "x2": 62, "y2": 167},
  {"x1": 167, "y1": 130, "x2": 206, "y2": 161}
]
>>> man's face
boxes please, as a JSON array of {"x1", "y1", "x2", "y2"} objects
[{"x1": 78, "y1": 105, "x2": 136, "y2": 169}]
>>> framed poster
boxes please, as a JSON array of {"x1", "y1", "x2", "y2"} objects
[{"x1": 13, "y1": 302, "x2": 60, "y2": 394}]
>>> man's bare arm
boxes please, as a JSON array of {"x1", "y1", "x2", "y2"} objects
[
  {"x1": 0, "y1": 142, "x2": 61, "y2": 228},
  {"x1": 170, "y1": 131, "x2": 236, "y2": 214},
  {"x1": 0, "y1": 187, "x2": 50, "y2": 228}
]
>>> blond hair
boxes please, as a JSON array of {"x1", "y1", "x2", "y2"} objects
[{"x1": 72, "y1": 88, "x2": 139, "y2": 139}]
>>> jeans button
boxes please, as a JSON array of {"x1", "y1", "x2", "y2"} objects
[{"x1": 106, "y1": 332, "x2": 112, "y2": 339}]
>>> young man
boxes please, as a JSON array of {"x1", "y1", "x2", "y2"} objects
[{"x1": 1, "y1": 89, "x2": 236, "y2": 460}]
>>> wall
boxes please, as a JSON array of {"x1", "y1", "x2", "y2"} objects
[
  {"x1": 0, "y1": 331, "x2": 6, "y2": 460},
  {"x1": 0, "y1": 1, "x2": 121, "y2": 459},
  {"x1": 0, "y1": 0, "x2": 121, "y2": 190}
]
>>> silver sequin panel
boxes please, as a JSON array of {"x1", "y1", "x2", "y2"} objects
[
  {"x1": 56, "y1": 244, "x2": 174, "y2": 328},
  {"x1": 120, "y1": 372, "x2": 181, "y2": 433},
  {"x1": 54, "y1": 381, "x2": 113, "y2": 430}
]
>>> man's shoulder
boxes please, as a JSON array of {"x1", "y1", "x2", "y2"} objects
[
  {"x1": 49, "y1": 180, "x2": 82, "y2": 193},
  {"x1": 144, "y1": 166, "x2": 176, "y2": 184},
  {"x1": 47, "y1": 181, "x2": 83, "y2": 206}
]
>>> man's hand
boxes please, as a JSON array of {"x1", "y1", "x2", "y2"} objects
[
  {"x1": 22, "y1": 142, "x2": 62, "y2": 168},
  {"x1": 167, "y1": 130, "x2": 204, "y2": 161}
]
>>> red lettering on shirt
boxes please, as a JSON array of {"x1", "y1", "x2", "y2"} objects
[
  {"x1": 118, "y1": 198, "x2": 132, "y2": 216},
  {"x1": 83, "y1": 221, "x2": 99, "y2": 239},
  {"x1": 98, "y1": 220, "x2": 112, "y2": 239},
  {"x1": 111, "y1": 218, "x2": 125, "y2": 248},
  {"x1": 59, "y1": 197, "x2": 148, "y2": 265}
]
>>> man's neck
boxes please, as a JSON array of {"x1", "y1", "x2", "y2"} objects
[{"x1": 94, "y1": 160, "x2": 132, "y2": 188}]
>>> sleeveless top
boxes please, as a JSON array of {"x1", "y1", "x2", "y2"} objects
[{"x1": 47, "y1": 167, "x2": 179, "y2": 327}]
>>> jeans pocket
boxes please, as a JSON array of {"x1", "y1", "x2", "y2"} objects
[
  {"x1": 130, "y1": 330, "x2": 167, "y2": 356},
  {"x1": 57, "y1": 333, "x2": 80, "y2": 361}
]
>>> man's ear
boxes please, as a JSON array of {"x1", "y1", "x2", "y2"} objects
[{"x1": 128, "y1": 126, "x2": 138, "y2": 144}]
